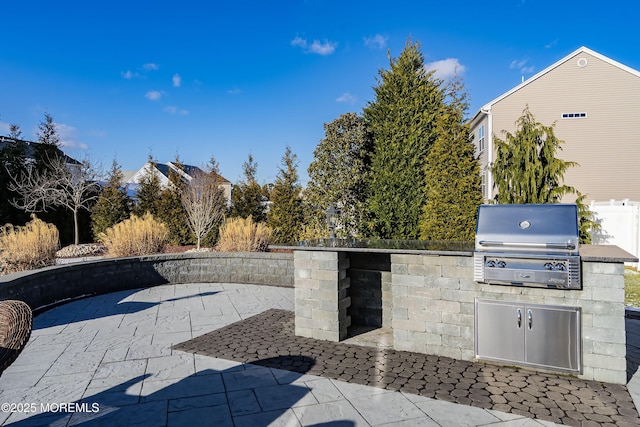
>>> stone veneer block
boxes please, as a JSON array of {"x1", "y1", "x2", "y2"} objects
[
  {"x1": 293, "y1": 251, "x2": 351, "y2": 342},
  {"x1": 289, "y1": 247, "x2": 632, "y2": 385}
]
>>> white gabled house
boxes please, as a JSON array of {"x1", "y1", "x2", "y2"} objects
[{"x1": 124, "y1": 161, "x2": 232, "y2": 203}]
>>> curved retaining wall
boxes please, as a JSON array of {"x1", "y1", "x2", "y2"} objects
[{"x1": 0, "y1": 252, "x2": 294, "y2": 313}]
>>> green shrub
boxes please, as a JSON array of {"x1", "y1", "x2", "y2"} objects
[
  {"x1": 216, "y1": 216, "x2": 272, "y2": 252},
  {"x1": 99, "y1": 212, "x2": 168, "y2": 257},
  {"x1": 0, "y1": 215, "x2": 59, "y2": 275}
]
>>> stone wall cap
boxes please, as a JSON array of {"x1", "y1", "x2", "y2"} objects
[{"x1": 580, "y1": 245, "x2": 638, "y2": 263}]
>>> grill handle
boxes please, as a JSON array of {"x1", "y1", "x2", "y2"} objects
[{"x1": 478, "y1": 240, "x2": 576, "y2": 250}]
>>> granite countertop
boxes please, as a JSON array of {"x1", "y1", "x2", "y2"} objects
[
  {"x1": 580, "y1": 245, "x2": 638, "y2": 263},
  {"x1": 272, "y1": 241, "x2": 638, "y2": 263}
]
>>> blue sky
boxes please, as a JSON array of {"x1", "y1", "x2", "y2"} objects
[{"x1": 1, "y1": 0, "x2": 638, "y2": 185}]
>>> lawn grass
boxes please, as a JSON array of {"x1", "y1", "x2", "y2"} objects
[{"x1": 625, "y1": 267, "x2": 640, "y2": 307}]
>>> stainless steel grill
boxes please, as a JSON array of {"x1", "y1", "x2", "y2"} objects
[{"x1": 473, "y1": 204, "x2": 581, "y2": 290}]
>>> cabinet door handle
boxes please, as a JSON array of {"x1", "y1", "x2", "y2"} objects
[
  {"x1": 527, "y1": 309, "x2": 533, "y2": 329},
  {"x1": 517, "y1": 308, "x2": 522, "y2": 328}
]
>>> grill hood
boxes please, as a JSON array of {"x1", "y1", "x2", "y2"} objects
[{"x1": 475, "y1": 204, "x2": 579, "y2": 256}]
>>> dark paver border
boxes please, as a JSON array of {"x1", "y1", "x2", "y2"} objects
[{"x1": 174, "y1": 309, "x2": 640, "y2": 427}]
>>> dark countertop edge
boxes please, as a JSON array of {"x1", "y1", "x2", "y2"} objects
[
  {"x1": 269, "y1": 245, "x2": 473, "y2": 257},
  {"x1": 272, "y1": 244, "x2": 638, "y2": 263},
  {"x1": 580, "y1": 245, "x2": 638, "y2": 263}
]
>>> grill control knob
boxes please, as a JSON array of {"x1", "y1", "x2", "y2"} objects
[
  {"x1": 554, "y1": 263, "x2": 566, "y2": 271},
  {"x1": 497, "y1": 261, "x2": 507, "y2": 268},
  {"x1": 544, "y1": 263, "x2": 554, "y2": 270},
  {"x1": 486, "y1": 260, "x2": 496, "y2": 268}
]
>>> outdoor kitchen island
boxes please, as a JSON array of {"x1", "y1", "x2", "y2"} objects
[{"x1": 279, "y1": 240, "x2": 637, "y2": 385}]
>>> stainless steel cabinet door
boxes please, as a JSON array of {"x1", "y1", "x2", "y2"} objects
[
  {"x1": 524, "y1": 305, "x2": 581, "y2": 372},
  {"x1": 475, "y1": 300, "x2": 525, "y2": 363}
]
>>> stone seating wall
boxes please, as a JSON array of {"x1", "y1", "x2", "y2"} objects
[{"x1": 0, "y1": 252, "x2": 294, "y2": 313}]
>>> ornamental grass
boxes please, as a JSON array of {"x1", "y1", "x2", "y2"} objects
[
  {"x1": 0, "y1": 215, "x2": 59, "y2": 275},
  {"x1": 99, "y1": 212, "x2": 168, "y2": 257},
  {"x1": 216, "y1": 216, "x2": 272, "y2": 252}
]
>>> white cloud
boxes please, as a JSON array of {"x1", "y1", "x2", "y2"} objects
[
  {"x1": 291, "y1": 37, "x2": 307, "y2": 48},
  {"x1": 510, "y1": 58, "x2": 535, "y2": 75},
  {"x1": 164, "y1": 106, "x2": 189, "y2": 115},
  {"x1": 145, "y1": 90, "x2": 162, "y2": 101},
  {"x1": 121, "y1": 70, "x2": 134, "y2": 79},
  {"x1": 364, "y1": 34, "x2": 388, "y2": 49},
  {"x1": 510, "y1": 59, "x2": 527, "y2": 69},
  {"x1": 227, "y1": 88, "x2": 242, "y2": 95},
  {"x1": 172, "y1": 74, "x2": 181, "y2": 87},
  {"x1": 0, "y1": 121, "x2": 10, "y2": 134},
  {"x1": 309, "y1": 40, "x2": 337, "y2": 55},
  {"x1": 336, "y1": 92, "x2": 357, "y2": 104},
  {"x1": 545, "y1": 40, "x2": 558, "y2": 49},
  {"x1": 143, "y1": 63, "x2": 159, "y2": 71},
  {"x1": 56, "y1": 123, "x2": 89, "y2": 151},
  {"x1": 291, "y1": 36, "x2": 337, "y2": 55},
  {"x1": 425, "y1": 58, "x2": 465, "y2": 80}
]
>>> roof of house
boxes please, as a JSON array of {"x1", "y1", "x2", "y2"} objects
[
  {"x1": 470, "y1": 46, "x2": 640, "y2": 123},
  {"x1": 0, "y1": 135, "x2": 81, "y2": 165},
  {"x1": 125, "y1": 161, "x2": 231, "y2": 186}
]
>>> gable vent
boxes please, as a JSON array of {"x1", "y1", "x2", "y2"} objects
[{"x1": 562, "y1": 112, "x2": 587, "y2": 119}]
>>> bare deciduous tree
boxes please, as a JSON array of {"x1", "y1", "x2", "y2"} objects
[
  {"x1": 180, "y1": 159, "x2": 226, "y2": 250},
  {"x1": 9, "y1": 156, "x2": 102, "y2": 245}
]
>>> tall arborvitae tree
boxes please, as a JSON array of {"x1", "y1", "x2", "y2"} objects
[
  {"x1": 158, "y1": 158, "x2": 192, "y2": 245},
  {"x1": 492, "y1": 106, "x2": 599, "y2": 243},
  {"x1": 91, "y1": 159, "x2": 132, "y2": 238},
  {"x1": 134, "y1": 156, "x2": 163, "y2": 217},
  {"x1": 419, "y1": 77, "x2": 483, "y2": 241},
  {"x1": 492, "y1": 106, "x2": 577, "y2": 204},
  {"x1": 363, "y1": 38, "x2": 446, "y2": 239},
  {"x1": 306, "y1": 112, "x2": 372, "y2": 237},
  {"x1": 267, "y1": 146, "x2": 304, "y2": 244},
  {"x1": 230, "y1": 154, "x2": 266, "y2": 222}
]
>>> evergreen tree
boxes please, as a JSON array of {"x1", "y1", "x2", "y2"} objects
[
  {"x1": 9, "y1": 124, "x2": 22, "y2": 139},
  {"x1": 91, "y1": 159, "x2": 132, "y2": 238},
  {"x1": 133, "y1": 156, "x2": 163, "y2": 218},
  {"x1": 306, "y1": 112, "x2": 372, "y2": 237},
  {"x1": 492, "y1": 106, "x2": 599, "y2": 243},
  {"x1": 30, "y1": 113, "x2": 74, "y2": 243},
  {"x1": 419, "y1": 78, "x2": 483, "y2": 241},
  {"x1": 230, "y1": 154, "x2": 266, "y2": 222},
  {"x1": 492, "y1": 106, "x2": 577, "y2": 204},
  {"x1": 0, "y1": 125, "x2": 29, "y2": 226},
  {"x1": 363, "y1": 38, "x2": 446, "y2": 239},
  {"x1": 158, "y1": 158, "x2": 192, "y2": 245},
  {"x1": 34, "y1": 113, "x2": 61, "y2": 170},
  {"x1": 267, "y1": 147, "x2": 304, "y2": 244}
]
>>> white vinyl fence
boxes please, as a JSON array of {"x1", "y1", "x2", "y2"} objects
[{"x1": 590, "y1": 200, "x2": 640, "y2": 267}]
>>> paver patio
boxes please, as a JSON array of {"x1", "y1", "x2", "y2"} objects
[{"x1": 0, "y1": 283, "x2": 639, "y2": 426}]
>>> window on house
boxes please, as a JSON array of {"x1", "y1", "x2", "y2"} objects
[
  {"x1": 478, "y1": 125, "x2": 485, "y2": 153},
  {"x1": 562, "y1": 112, "x2": 587, "y2": 119}
]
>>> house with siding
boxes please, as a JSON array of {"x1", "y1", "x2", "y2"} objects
[
  {"x1": 124, "y1": 161, "x2": 232, "y2": 203},
  {"x1": 469, "y1": 46, "x2": 640, "y2": 203}
]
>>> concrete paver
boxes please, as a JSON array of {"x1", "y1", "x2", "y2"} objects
[{"x1": 0, "y1": 283, "x2": 637, "y2": 426}]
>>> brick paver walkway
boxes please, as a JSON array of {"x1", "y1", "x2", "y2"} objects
[{"x1": 175, "y1": 309, "x2": 640, "y2": 427}]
